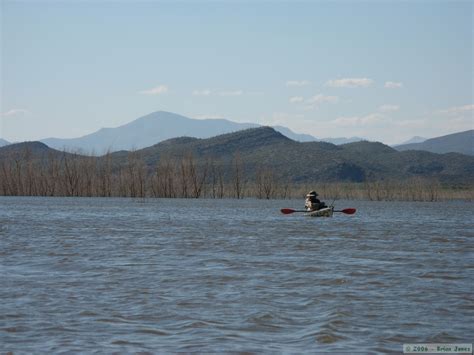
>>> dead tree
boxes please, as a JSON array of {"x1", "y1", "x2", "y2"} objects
[
  {"x1": 256, "y1": 166, "x2": 276, "y2": 199},
  {"x1": 62, "y1": 152, "x2": 81, "y2": 196},
  {"x1": 97, "y1": 151, "x2": 113, "y2": 197},
  {"x1": 179, "y1": 156, "x2": 190, "y2": 198},
  {"x1": 232, "y1": 152, "x2": 244, "y2": 199},
  {"x1": 188, "y1": 155, "x2": 208, "y2": 198}
]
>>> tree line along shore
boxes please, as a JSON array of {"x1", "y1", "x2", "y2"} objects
[{"x1": 0, "y1": 148, "x2": 472, "y2": 202}]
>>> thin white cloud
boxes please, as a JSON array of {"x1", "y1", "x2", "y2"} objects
[
  {"x1": 192, "y1": 89, "x2": 262, "y2": 97},
  {"x1": 394, "y1": 119, "x2": 425, "y2": 128},
  {"x1": 218, "y1": 90, "x2": 243, "y2": 96},
  {"x1": 332, "y1": 113, "x2": 385, "y2": 126},
  {"x1": 449, "y1": 116, "x2": 473, "y2": 126},
  {"x1": 1, "y1": 109, "x2": 30, "y2": 117},
  {"x1": 301, "y1": 105, "x2": 316, "y2": 111},
  {"x1": 326, "y1": 78, "x2": 374, "y2": 88},
  {"x1": 384, "y1": 81, "x2": 403, "y2": 89},
  {"x1": 192, "y1": 89, "x2": 211, "y2": 96},
  {"x1": 194, "y1": 114, "x2": 225, "y2": 119},
  {"x1": 379, "y1": 104, "x2": 400, "y2": 112},
  {"x1": 289, "y1": 96, "x2": 304, "y2": 104},
  {"x1": 307, "y1": 94, "x2": 339, "y2": 104},
  {"x1": 286, "y1": 80, "x2": 310, "y2": 87},
  {"x1": 262, "y1": 112, "x2": 305, "y2": 126},
  {"x1": 138, "y1": 85, "x2": 169, "y2": 95},
  {"x1": 437, "y1": 104, "x2": 474, "y2": 115}
]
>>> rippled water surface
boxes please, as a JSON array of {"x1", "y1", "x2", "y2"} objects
[{"x1": 1, "y1": 197, "x2": 473, "y2": 353}]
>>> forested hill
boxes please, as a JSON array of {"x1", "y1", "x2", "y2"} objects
[
  {"x1": 395, "y1": 130, "x2": 473, "y2": 156},
  {"x1": 1, "y1": 127, "x2": 473, "y2": 185},
  {"x1": 114, "y1": 126, "x2": 473, "y2": 185}
]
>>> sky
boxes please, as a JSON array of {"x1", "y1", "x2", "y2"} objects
[{"x1": 1, "y1": 0, "x2": 472, "y2": 145}]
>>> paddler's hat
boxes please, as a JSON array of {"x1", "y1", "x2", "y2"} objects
[{"x1": 307, "y1": 190, "x2": 318, "y2": 197}]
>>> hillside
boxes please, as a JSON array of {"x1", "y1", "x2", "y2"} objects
[
  {"x1": 272, "y1": 125, "x2": 317, "y2": 142},
  {"x1": 0, "y1": 141, "x2": 79, "y2": 162},
  {"x1": 319, "y1": 136, "x2": 364, "y2": 145},
  {"x1": 0, "y1": 138, "x2": 10, "y2": 147},
  {"x1": 40, "y1": 111, "x2": 259, "y2": 153},
  {"x1": 111, "y1": 127, "x2": 474, "y2": 185},
  {"x1": 38, "y1": 110, "x2": 372, "y2": 154},
  {"x1": 395, "y1": 130, "x2": 473, "y2": 156},
  {"x1": 2, "y1": 127, "x2": 473, "y2": 186},
  {"x1": 39, "y1": 111, "x2": 324, "y2": 153},
  {"x1": 398, "y1": 136, "x2": 426, "y2": 145},
  {"x1": 0, "y1": 141, "x2": 57, "y2": 157}
]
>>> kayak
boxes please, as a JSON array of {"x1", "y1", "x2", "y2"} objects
[
  {"x1": 305, "y1": 206, "x2": 334, "y2": 217},
  {"x1": 280, "y1": 207, "x2": 356, "y2": 216}
]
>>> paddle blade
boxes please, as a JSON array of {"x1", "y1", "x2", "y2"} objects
[
  {"x1": 280, "y1": 208, "x2": 296, "y2": 214},
  {"x1": 341, "y1": 208, "x2": 356, "y2": 215}
]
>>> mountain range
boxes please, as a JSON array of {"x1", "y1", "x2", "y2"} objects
[
  {"x1": 394, "y1": 129, "x2": 474, "y2": 155},
  {"x1": 394, "y1": 130, "x2": 473, "y2": 156},
  {"x1": 3, "y1": 126, "x2": 472, "y2": 186},
  {"x1": 123, "y1": 127, "x2": 474, "y2": 185},
  {"x1": 1, "y1": 111, "x2": 472, "y2": 156},
  {"x1": 0, "y1": 138, "x2": 10, "y2": 147},
  {"x1": 398, "y1": 136, "x2": 427, "y2": 145},
  {"x1": 38, "y1": 111, "x2": 363, "y2": 153}
]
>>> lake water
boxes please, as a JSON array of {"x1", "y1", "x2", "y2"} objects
[{"x1": 0, "y1": 197, "x2": 473, "y2": 353}]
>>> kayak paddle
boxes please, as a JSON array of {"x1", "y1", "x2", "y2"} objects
[
  {"x1": 280, "y1": 208, "x2": 356, "y2": 215},
  {"x1": 334, "y1": 208, "x2": 356, "y2": 214},
  {"x1": 281, "y1": 208, "x2": 306, "y2": 214}
]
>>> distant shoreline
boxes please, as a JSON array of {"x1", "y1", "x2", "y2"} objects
[
  {"x1": 0, "y1": 182, "x2": 472, "y2": 202},
  {"x1": 1, "y1": 131, "x2": 472, "y2": 202}
]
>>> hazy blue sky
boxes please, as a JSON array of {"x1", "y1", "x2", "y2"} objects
[{"x1": 1, "y1": 0, "x2": 472, "y2": 144}]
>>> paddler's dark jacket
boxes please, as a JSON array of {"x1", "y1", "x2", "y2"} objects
[{"x1": 305, "y1": 195, "x2": 327, "y2": 211}]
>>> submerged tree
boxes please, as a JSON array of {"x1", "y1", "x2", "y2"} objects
[{"x1": 232, "y1": 152, "x2": 244, "y2": 199}]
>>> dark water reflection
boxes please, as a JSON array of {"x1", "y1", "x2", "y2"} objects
[{"x1": 0, "y1": 197, "x2": 473, "y2": 353}]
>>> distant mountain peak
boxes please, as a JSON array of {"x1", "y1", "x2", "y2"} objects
[
  {"x1": 395, "y1": 130, "x2": 473, "y2": 156},
  {"x1": 0, "y1": 141, "x2": 57, "y2": 158},
  {"x1": 40, "y1": 111, "x2": 259, "y2": 153},
  {"x1": 272, "y1": 125, "x2": 317, "y2": 142},
  {"x1": 2, "y1": 127, "x2": 473, "y2": 187},
  {"x1": 7, "y1": 141, "x2": 51, "y2": 151},
  {"x1": 235, "y1": 126, "x2": 290, "y2": 139},
  {"x1": 33, "y1": 111, "x2": 472, "y2": 156},
  {"x1": 398, "y1": 136, "x2": 427, "y2": 145},
  {"x1": 341, "y1": 140, "x2": 397, "y2": 154},
  {"x1": 319, "y1": 136, "x2": 365, "y2": 145},
  {"x1": 158, "y1": 136, "x2": 200, "y2": 146},
  {"x1": 137, "y1": 110, "x2": 188, "y2": 120}
]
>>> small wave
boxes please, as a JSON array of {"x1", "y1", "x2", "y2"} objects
[
  {"x1": 96, "y1": 317, "x2": 135, "y2": 324},
  {"x1": 0, "y1": 313, "x2": 26, "y2": 320},
  {"x1": 348, "y1": 270, "x2": 384, "y2": 277},
  {"x1": 430, "y1": 237, "x2": 451, "y2": 243},
  {"x1": 427, "y1": 331, "x2": 464, "y2": 343},
  {"x1": 136, "y1": 328, "x2": 170, "y2": 336},
  {"x1": 298, "y1": 266, "x2": 324, "y2": 273},
  {"x1": 249, "y1": 312, "x2": 275, "y2": 324},
  {"x1": 384, "y1": 333, "x2": 421, "y2": 343},
  {"x1": 458, "y1": 304, "x2": 474, "y2": 311},
  {"x1": 241, "y1": 312, "x2": 285, "y2": 332},
  {"x1": 78, "y1": 310, "x2": 99, "y2": 317},
  {"x1": 111, "y1": 339, "x2": 146, "y2": 347},
  {"x1": 315, "y1": 331, "x2": 345, "y2": 344},
  {"x1": 43, "y1": 326, "x2": 77, "y2": 333},
  {"x1": 1, "y1": 326, "x2": 30, "y2": 333},
  {"x1": 319, "y1": 278, "x2": 349, "y2": 286},
  {"x1": 419, "y1": 272, "x2": 463, "y2": 280}
]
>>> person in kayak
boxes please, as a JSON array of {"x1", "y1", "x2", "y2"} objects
[{"x1": 305, "y1": 191, "x2": 327, "y2": 211}]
